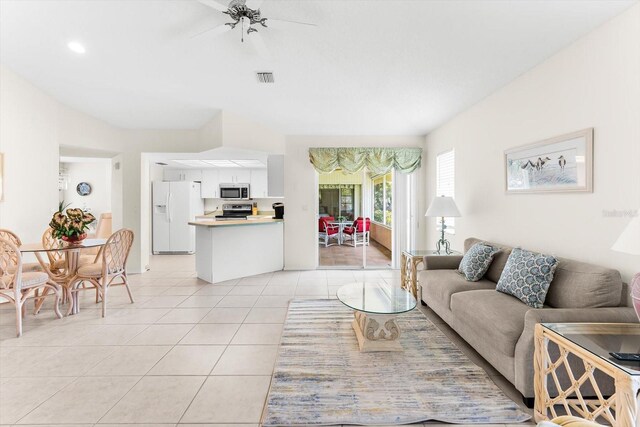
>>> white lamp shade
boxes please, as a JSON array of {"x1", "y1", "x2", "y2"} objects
[
  {"x1": 611, "y1": 216, "x2": 640, "y2": 255},
  {"x1": 425, "y1": 196, "x2": 461, "y2": 218}
]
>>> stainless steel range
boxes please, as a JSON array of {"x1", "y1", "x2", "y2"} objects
[{"x1": 215, "y1": 203, "x2": 252, "y2": 220}]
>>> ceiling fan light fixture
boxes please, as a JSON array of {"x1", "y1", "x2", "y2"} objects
[{"x1": 67, "y1": 41, "x2": 86, "y2": 54}]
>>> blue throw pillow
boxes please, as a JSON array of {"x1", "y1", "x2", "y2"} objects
[
  {"x1": 496, "y1": 248, "x2": 558, "y2": 308},
  {"x1": 458, "y1": 242, "x2": 501, "y2": 282}
]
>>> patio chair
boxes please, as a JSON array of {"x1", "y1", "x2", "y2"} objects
[
  {"x1": 342, "y1": 217, "x2": 370, "y2": 247},
  {"x1": 319, "y1": 217, "x2": 340, "y2": 247}
]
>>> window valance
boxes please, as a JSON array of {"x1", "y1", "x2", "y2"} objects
[
  {"x1": 308, "y1": 147, "x2": 422, "y2": 174},
  {"x1": 319, "y1": 184, "x2": 357, "y2": 190}
]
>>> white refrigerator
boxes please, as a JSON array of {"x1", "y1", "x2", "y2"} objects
[{"x1": 153, "y1": 181, "x2": 204, "y2": 254}]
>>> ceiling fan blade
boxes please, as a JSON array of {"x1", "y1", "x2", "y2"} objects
[
  {"x1": 197, "y1": 0, "x2": 229, "y2": 12},
  {"x1": 267, "y1": 18, "x2": 317, "y2": 28},
  {"x1": 250, "y1": 32, "x2": 271, "y2": 60},
  {"x1": 190, "y1": 23, "x2": 231, "y2": 39}
]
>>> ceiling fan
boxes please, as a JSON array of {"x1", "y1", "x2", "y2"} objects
[{"x1": 195, "y1": 0, "x2": 316, "y2": 44}]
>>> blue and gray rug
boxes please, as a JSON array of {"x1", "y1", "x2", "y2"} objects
[{"x1": 262, "y1": 299, "x2": 532, "y2": 425}]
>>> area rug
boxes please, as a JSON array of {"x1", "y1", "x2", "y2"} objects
[{"x1": 261, "y1": 299, "x2": 532, "y2": 426}]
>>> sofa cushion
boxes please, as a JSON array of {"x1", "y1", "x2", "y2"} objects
[
  {"x1": 545, "y1": 258, "x2": 623, "y2": 308},
  {"x1": 458, "y1": 242, "x2": 501, "y2": 281},
  {"x1": 496, "y1": 248, "x2": 558, "y2": 309},
  {"x1": 420, "y1": 269, "x2": 495, "y2": 310},
  {"x1": 450, "y1": 289, "x2": 530, "y2": 356},
  {"x1": 465, "y1": 238, "x2": 513, "y2": 283}
]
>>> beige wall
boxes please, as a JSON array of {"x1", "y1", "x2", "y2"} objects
[
  {"x1": 0, "y1": 65, "x2": 203, "y2": 272},
  {"x1": 424, "y1": 4, "x2": 640, "y2": 281},
  {"x1": 370, "y1": 222, "x2": 392, "y2": 251}
]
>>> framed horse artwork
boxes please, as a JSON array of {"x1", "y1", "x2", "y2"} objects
[{"x1": 504, "y1": 128, "x2": 593, "y2": 194}]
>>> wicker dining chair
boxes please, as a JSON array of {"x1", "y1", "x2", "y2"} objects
[
  {"x1": 67, "y1": 229, "x2": 135, "y2": 317},
  {"x1": 42, "y1": 228, "x2": 97, "y2": 271},
  {"x1": 0, "y1": 237, "x2": 62, "y2": 337},
  {"x1": 0, "y1": 229, "x2": 43, "y2": 273}
]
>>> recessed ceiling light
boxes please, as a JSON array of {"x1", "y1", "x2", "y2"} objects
[{"x1": 67, "y1": 41, "x2": 86, "y2": 54}]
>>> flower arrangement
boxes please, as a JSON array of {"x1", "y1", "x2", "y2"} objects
[{"x1": 49, "y1": 202, "x2": 96, "y2": 242}]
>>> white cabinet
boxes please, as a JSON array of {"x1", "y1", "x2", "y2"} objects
[
  {"x1": 185, "y1": 169, "x2": 202, "y2": 181},
  {"x1": 201, "y1": 169, "x2": 220, "y2": 198},
  {"x1": 218, "y1": 169, "x2": 251, "y2": 184},
  {"x1": 250, "y1": 169, "x2": 268, "y2": 198},
  {"x1": 267, "y1": 155, "x2": 284, "y2": 197},
  {"x1": 163, "y1": 169, "x2": 183, "y2": 181},
  {"x1": 235, "y1": 169, "x2": 251, "y2": 183},
  {"x1": 174, "y1": 164, "x2": 281, "y2": 200},
  {"x1": 163, "y1": 169, "x2": 202, "y2": 182}
]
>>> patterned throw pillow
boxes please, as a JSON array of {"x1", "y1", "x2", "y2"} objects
[
  {"x1": 496, "y1": 248, "x2": 558, "y2": 308},
  {"x1": 458, "y1": 242, "x2": 501, "y2": 282}
]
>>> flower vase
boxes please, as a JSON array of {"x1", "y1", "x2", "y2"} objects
[{"x1": 62, "y1": 233, "x2": 87, "y2": 244}]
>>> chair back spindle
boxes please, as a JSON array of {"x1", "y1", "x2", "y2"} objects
[
  {"x1": 42, "y1": 228, "x2": 65, "y2": 267},
  {"x1": 0, "y1": 228, "x2": 22, "y2": 272},
  {"x1": 0, "y1": 238, "x2": 22, "y2": 291},
  {"x1": 102, "y1": 229, "x2": 134, "y2": 275}
]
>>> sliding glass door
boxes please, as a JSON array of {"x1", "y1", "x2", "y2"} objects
[
  {"x1": 367, "y1": 171, "x2": 393, "y2": 268},
  {"x1": 317, "y1": 168, "x2": 394, "y2": 269}
]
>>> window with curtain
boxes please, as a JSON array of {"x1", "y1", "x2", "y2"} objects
[
  {"x1": 436, "y1": 149, "x2": 455, "y2": 231},
  {"x1": 372, "y1": 172, "x2": 392, "y2": 227}
]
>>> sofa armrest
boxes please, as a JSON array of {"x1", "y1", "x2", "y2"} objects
[{"x1": 423, "y1": 255, "x2": 463, "y2": 270}]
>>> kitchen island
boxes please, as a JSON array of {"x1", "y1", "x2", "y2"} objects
[{"x1": 189, "y1": 218, "x2": 284, "y2": 283}]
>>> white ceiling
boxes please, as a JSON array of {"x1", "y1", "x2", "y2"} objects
[{"x1": 0, "y1": 0, "x2": 635, "y2": 135}]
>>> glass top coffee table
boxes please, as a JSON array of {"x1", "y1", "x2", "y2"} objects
[{"x1": 337, "y1": 282, "x2": 417, "y2": 352}]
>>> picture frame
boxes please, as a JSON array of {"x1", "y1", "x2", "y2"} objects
[{"x1": 504, "y1": 128, "x2": 593, "y2": 194}]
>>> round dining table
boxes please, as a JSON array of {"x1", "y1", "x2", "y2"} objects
[{"x1": 19, "y1": 239, "x2": 107, "y2": 315}]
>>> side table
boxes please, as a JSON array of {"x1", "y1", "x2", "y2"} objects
[
  {"x1": 400, "y1": 249, "x2": 461, "y2": 299},
  {"x1": 534, "y1": 323, "x2": 639, "y2": 426}
]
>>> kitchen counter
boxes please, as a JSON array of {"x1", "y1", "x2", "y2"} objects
[
  {"x1": 189, "y1": 218, "x2": 282, "y2": 227},
  {"x1": 189, "y1": 218, "x2": 284, "y2": 283}
]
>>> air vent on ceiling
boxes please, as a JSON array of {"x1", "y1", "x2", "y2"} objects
[
  {"x1": 256, "y1": 72, "x2": 274, "y2": 83},
  {"x1": 156, "y1": 162, "x2": 168, "y2": 166}
]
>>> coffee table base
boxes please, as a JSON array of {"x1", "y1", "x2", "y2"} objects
[{"x1": 352, "y1": 311, "x2": 403, "y2": 352}]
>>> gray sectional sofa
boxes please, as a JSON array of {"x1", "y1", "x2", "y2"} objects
[{"x1": 418, "y1": 237, "x2": 637, "y2": 401}]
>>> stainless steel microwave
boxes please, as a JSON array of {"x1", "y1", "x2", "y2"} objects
[{"x1": 219, "y1": 183, "x2": 250, "y2": 200}]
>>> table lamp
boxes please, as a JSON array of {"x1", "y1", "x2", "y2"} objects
[
  {"x1": 611, "y1": 215, "x2": 640, "y2": 322},
  {"x1": 425, "y1": 196, "x2": 461, "y2": 254}
]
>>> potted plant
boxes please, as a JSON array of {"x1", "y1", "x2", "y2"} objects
[{"x1": 49, "y1": 202, "x2": 96, "y2": 243}]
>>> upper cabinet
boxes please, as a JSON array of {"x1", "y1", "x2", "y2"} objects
[
  {"x1": 163, "y1": 169, "x2": 202, "y2": 182},
  {"x1": 171, "y1": 157, "x2": 284, "y2": 200},
  {"x1": 200, "y1": 169, "x2": 220, "y2": 198},
  {"x1": 218, "y1": 169, "x2": 251, "y2": 184},
  {"x1": 250, "y1": 168, "x2": 268, "y2": 198},
  {"x1": 267, "y1": 155, "x2": 284, "y2": 197}
]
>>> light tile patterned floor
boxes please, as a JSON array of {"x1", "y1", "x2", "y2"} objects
[{"x1": 0, "y1": 255, "x2": 533, "y2": 426}]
